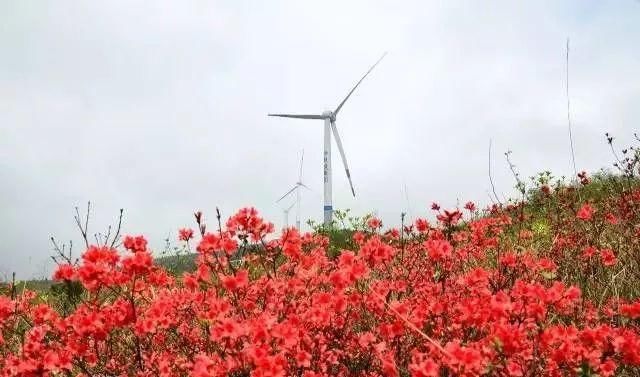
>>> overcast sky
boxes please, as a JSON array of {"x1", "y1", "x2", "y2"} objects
[{"x1": 1, "y1": 1, "x2": 639, "y2": 279}]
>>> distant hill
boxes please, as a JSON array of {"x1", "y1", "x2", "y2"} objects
[
  {"x1": 155, "y1": 252, "x2": 197, "y2": 275},
  {"x1": 1, "y1": 278, "x2": 54, "y2": 293}
]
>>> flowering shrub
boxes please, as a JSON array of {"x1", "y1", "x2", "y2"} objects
[{"x1": 2, "y1": 175, "x2": 640, "y2": 376}]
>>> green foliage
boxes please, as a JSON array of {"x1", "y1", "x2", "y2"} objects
[
  {"x1": 308, "y1": 209, "x2": 372, "y2": 258},
  {"x1": 49, "y1": 280, "x2": 84, "y2": 314},
  {"x1": 155, "y1": 237, "x2": 196, "y2": 275},
  {"x1": 493, "y1": 170, "x2": 640, "y2": 303},
  {"x1": 155, "y1": 253, "x2": 197, "y2": 275}
]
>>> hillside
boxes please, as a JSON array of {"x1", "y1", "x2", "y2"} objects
[{"x1": 2, "y1": 170, "x2": 640, "y2": 376}]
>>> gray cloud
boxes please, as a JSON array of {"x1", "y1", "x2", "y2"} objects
[{"x1": 1, "y1": 0, "x2": 639, "y2": 278}]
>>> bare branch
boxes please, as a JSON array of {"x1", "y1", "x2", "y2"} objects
[
  {"x1": 104, "y1": 225, "x2": 112, "y2": 247},
  {"x1": 85, "y1": 202, "x2": 90, "y2": 238},
  {"x1": 74, "y1": 202, "x2": 90, "y2": 248},
  {"x1": 606, "y1": 133, "x2": 624, "y2": 171},
  {"x1": 50, "y1": 237, "x2": 74, "y2": 265},
  {"x1": 110, "y1": 209, "x2": 124, "y2": 248}
]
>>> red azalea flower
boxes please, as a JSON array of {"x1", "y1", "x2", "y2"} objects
[
  {"x1": 123, "y1": 235, "x2": 148, "y2": 252},
  {"x1": 53, "y1": 263, "x2": 75, "y2": 281},
  {"x1": 179, "y1": 228, "x2": 194, "y2": 241},
  {"x1": 367, "y1": 217, "x2": 382, "y2": 229},
  {"x1": 464, "y1": 201, "x2": 476, "y2": 211},
  {"x1": 605, "y1": 213, "x2": 619, "y2": 225},
  {"x1": 600, "y1": 249, "x2": 617, "y2": 266},
  {"x1": 415, "y1": 218, "x2": 430, "y2": 233},
  {"x1": 576, "y1": 203, "x2": 594, "y2": 220}
]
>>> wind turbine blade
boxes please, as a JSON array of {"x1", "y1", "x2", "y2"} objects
[
  {"x1": 330, "y1": 121, "x2": 356, "y2": 197},
  {"x1": 298, "y1": 182, "x2": 312, "y2": 191},
  {"x1": 286, "y1": 201, "x2": 296, "y2": 212},
  {"x1": 268, "y1": 113, "x2": 325, "y2": 119},
  {"x1": 276, "y1": 185, "x2": 298, "y2": 203},
  {"x1": 333, "y1": 52, "x2": 387, "y2": 117},
  {"x1": 298, "y1": 149, "x2": 304, "y2": 182}
]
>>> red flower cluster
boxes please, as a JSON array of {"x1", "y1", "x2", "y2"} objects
[
  {"x1": 2, "y1": 185, "x2": 640, "y2": 376},
  {"x1": 576, "y1": 203, "x2": 595, "y2": 221},
  {"x1": 179, "y1": 228, "x2": 195, "y2": 241},
  {"x1": 124, "y1": 235, "x2": 148, "y2": 253}
]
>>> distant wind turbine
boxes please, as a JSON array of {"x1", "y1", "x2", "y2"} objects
[
  {"x1": 269, "y1": 53, "x2": 387, "y2": 225},
  {"x1": 276, "y1": 150, "x2": 308, "y2": 230},
  {"x1": 281, "y1": 201, "x2": 296, "y2": 230}
]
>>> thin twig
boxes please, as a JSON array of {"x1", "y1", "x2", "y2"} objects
[
  {"x1": 606, "y1": 133, "x2": 624, "y2": 170},
  {"x1": 104, "y1": 225, "x2": 112, "y2": 247},
  {"x1": 403, "y1": 182, "x2": 413, "y2": 222},
  {"x1": 486, "y1": 191, "x2": 496, "y2": 205},
  {"x1": 371, "y1": 291, "x2": 453, "y2": 360},
  {"x1": 598, "y1": 267, "x2": 626, "y2": 308},
  {"x1": 504, "y1": 151, "x2": 524, "y2": 194},
  {"x1": 74, "y1": 202, "x2": 91, "y2": 248},
  {"x1": 110, "y1": 209, "x2": 124, "y2": 248},
  {"x1": 84, "y1": 202, "x2": 90, "y2": 240},
  {"x1": 400, "y1": 212, "x2": 406, "y2": 262},
  {"x1": 488, "y1": 139, "x2": 502, "y2": 205},
  {"x1": 566, "y1": 38, "x2": 578, "y2": 179},
  {"x1": 51, "y1": 237, "x2": 73, "y2": 264}
]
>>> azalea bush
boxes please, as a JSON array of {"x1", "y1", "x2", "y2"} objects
[{"x1": 2, "y1": 171, "x2": 640, "y2": 376}]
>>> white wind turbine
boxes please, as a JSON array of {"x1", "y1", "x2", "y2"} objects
[
  {"x1": 276, "y1": 150, "x2": 308, "y2": 231},
  {"x1": 269, "y1": 53, "x2": 386, "y2": 225}
]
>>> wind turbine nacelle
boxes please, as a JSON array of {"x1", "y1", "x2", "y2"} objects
[{"x1": 322, "y1": 110, "x2": 333, "y2": 118}]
